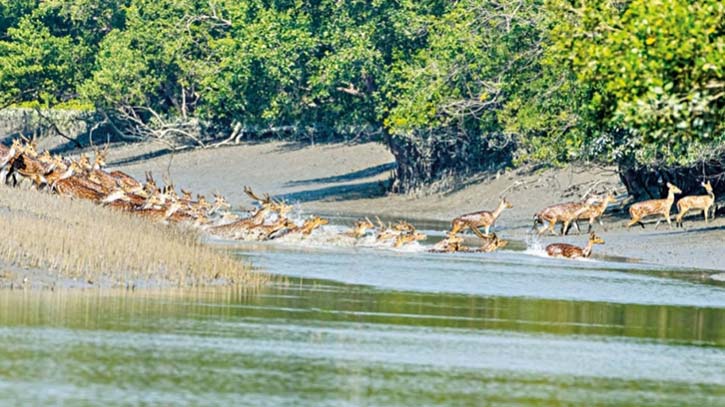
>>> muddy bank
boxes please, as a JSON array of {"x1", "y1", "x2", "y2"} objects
[{"x1": 63, "y1": 139, "x2": 725, "y2": 272}]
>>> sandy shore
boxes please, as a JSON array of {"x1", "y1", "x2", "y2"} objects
[{"x1": 64, "y1": 139, "x2": 723, "y2": 272}]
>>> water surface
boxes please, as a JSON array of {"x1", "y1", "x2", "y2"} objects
[{"x1": 0, "y1": 239, "x2": 723, "y2": 406}]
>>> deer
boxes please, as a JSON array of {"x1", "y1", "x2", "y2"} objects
[
  {"x1": 372, "y1": 217, "x2": 425, "y2": 247},
  {"x1": 134, "y1": 198, "x2": 183, "y2": 223},
  {"x1": 6, "y1": 140, "x2": 53, "y2": 188},
  {"x1": 207, "y1": 207, "x2": 273, "y2": 239},
  {"x1": 43, "y1": 156, "x2": 73, "y2": 186},
  {"x1": 243, "y1": 186, "x2": 292, "y2": 216},
  {"x1": 0, "y1": 140, "x2": 18, "y2": 183},
  {"x1": 76, "y1": 153, "x2": 92, "y2": 172},
  {"x1": 546, "y1": 232, "x2": 605, "y2": 259},
  {"x1": 675, "y1": 181, "x2": 716, "y2": 227},
  {"x1": 92, "y1": 145, "x2": 109, "y2": 170},
  {"x1": 53, "y1": 172, "x2": 109, "y2": 202},
  {"x1": 279, "y1": 216, "x2": 329, "y2": 238},
  {"x1": 180, "y1": 188, "x2": 194, "y2": 204},
  {"x1": 108, "y1": 170, "x2": 144, "y2": 195},
  {"x1": 477, "y1": 233, "x2": 509, "y2": 253},
  {"x1": 627, "y1": 182, "x2": 682, "y2": 229},
  {"x1": 450, "y1": 197, "x2": 513, "y2": 239},
  {"x1": 346, "y1": 217, "x2": 375, "y2": 238},
  {"x1": 393, "y1": 229, "x2": 427, "y2": 248},
  {"x1": 209, "y1": 193, "x2": 232, "y2": 215},
  {"x1": 572, "y1": 194, "x2": 617, "y2": 233},
  {"x1": 429, "y1": 232, "x2": 465, "y2": 253},
  {"x1": 251, "y1": 218, "x2": 299, "y2": 241},
  {"x1": 533, "y1": 201, "x2": 584, "y2": 236},
  {"x1": 86, "y1": 167, "x2": 119, "y2": 193},
  {"x1": 374, "y1": 217, "x2": 398, "y2": 242}
]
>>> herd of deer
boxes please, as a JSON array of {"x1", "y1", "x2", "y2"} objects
[
  {"x1": 0, "y1": 138, "x2": 435, "y2": 247},
  {"x1": 432, "y1": 180, "x2": 716, "y2": 259},
  {"x1": 0, "y1": 138, "x2": 717, "y2": 260},
  {"x1": 0, "y1": 138, "x2": 333, "y2": 240}
]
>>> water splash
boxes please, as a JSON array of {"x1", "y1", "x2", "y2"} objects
[{"x1": 523, "y1": 232, "x2": 548, "y2": 258}]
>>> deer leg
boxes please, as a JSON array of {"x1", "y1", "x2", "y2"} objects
[
  {"x1": 675, "y1": 210, "x2": 685, "y2": 228},
  {"x1": 626, "y1": 217, "x2": 641, "y2": 229},
  {"x1": 548, "y1": 220, "x2": 557, "y2": 235},
  {"x1": 471, "y1": 226, "x2": 488, "y2": 240},
  {"x1": 665, "y1": 212, "x2": 673, "y2": 229},
  {"x1": 704, "y1": 209, "x2": 708, "y2": 224}
]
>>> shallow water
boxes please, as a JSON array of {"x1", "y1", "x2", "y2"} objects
[{"x1": 0, "y1": 233, "x2": 724, "y2": 406}]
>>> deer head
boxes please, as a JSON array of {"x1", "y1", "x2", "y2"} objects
[
  {"x1": 588, "y1": 232, "x2": 605, "y2": 245},
  {"x1": 92, "y1": 149, "x2": 107, "y2": 169},
  {"x1": 77, "y1": 154, "x2": 92, "y2": 171},
  {"x1": 180, "y1": 188, "x2": 193, "y2": 201},
  {"x1": 666, "y1": 182, "x2": 683, "y2": 195},
  {"x1": 212, "y1": 193, "x2": 231, "y2": 211}
]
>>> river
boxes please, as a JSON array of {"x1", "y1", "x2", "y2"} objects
[{"x1": 0, "y1": 229, "x2": 723, "y2": 406}]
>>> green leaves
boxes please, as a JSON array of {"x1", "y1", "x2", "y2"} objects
[
  {"x1": 545, "y1": 0, "x2": 725, "y2": 165},
  {"x1": 0, "y1": 0, "x2": 723, "y2": 182}
]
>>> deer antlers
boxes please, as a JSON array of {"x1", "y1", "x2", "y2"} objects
[{"x1": 243, "y1": 185, "x2": 272, "y2": 205}]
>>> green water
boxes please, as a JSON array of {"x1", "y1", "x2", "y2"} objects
[{"x1": 0, "y1": 243, "x2": 724, "y2": 406}]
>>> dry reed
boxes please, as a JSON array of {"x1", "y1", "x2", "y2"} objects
[{"x1": 0, "y1": 185, "x2": 263, "y2": 287}]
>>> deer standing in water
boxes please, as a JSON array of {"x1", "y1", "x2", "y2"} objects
[
  {"x1": 546, "y1": 232, "x2": 605, "y2": 259},
  {"x1": 675, "y1": 181, "x2": 716, "y2": 227},
  {"x1": 627, "y1": 182, "x2": 682, "y2": 229},
  {"x1": 450, "y1": 197, "x2": 513, "y2": 238}
]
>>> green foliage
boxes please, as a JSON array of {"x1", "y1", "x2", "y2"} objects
[
  {"x1": 544, "y1": 0, "x2": 725, "y2": 165},
  {"x1": 0, "y1": 0, "x2": 723, "y2": 188}
]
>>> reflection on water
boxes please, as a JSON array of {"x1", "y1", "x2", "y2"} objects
[{"x1": 0, "y1": 279, "x2": 723, "y2": 406}]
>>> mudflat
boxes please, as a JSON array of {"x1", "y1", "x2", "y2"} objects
[{"x1": 93, "y1": 140, "x2": 724, "y2": 272}]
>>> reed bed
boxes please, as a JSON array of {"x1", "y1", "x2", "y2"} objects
[{"x1": 0, "y1": 185, "x2": 263, "y2": 288}]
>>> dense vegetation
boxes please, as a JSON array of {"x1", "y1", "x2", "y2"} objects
[{"x1": 0, "y1": 0, "x2": 723, "y2": 194}]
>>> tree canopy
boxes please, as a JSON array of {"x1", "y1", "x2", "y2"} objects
[{"x1": 0, "y1": 0, "x2": 723, "y2": 190}]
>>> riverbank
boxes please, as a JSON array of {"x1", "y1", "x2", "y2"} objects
[
  {"x1": 93, "y1": 139, "x2": 725, "y2": 272},
  {"x1": 0, "y1": 185, "x2": 260, "y2": 289}
]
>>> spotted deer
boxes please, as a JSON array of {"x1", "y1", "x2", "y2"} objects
[
  {"x1": 573, "y1": 194, "x2": 617, "y2": 233},
  {"x1": 134, "y1": 199, "x2": 183, "y2": 223},
  {"x1": 627, "y1": 183, "x2": 682, "y2": 229},
  {"x1": 546, "y1": 232, "x2": 605, "y2": 259},
  {"x1": 450, "y1": 197, "x2": 513, "y2": 238},
  {"x1": 533, "y1": 200, "x2": 584, "y2": 236},
  {"x1": 675, "y1": 181, "x2": 716, "y2": 227}
]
